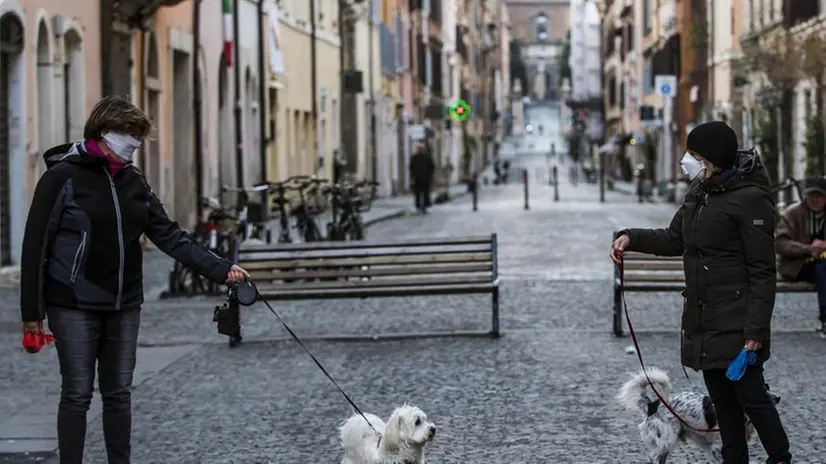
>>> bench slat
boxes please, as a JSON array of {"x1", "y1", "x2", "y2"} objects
[
  {"x1": 621, "y1": 253, "x2": 682, "y2": 261},
  {"x1": 255, "y1": 274, "x2": 493, "y2": 292},
  {"x1": 256, "y1": 282, "x2": 497, "y2": 299},
  {"x1": 241, "y1": 235, "x2": 495, "y2": 251},
  {"x1": 623, "y1": 278, "x2": 815, "y2": 291},
  {"x1": 624, "y1": 261, "x2": 684, "y2": 271},
  {"x1": 239, "y1": 252, "x2": 493, "y2": 269},
  {"x1": 247, "y1": 263, "x2": 492, "y2": 281},
  {"x1": 624, "y1": 272, "x2": 685, "y2": 282},
  {"x1": 239, "y1": 244, "x2": 492, "y2": 261}
]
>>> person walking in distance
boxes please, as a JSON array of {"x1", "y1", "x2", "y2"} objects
[
  {"x1": 20, "y1": 96, "x2": 249, "y2": 464},
  {"x1": 776, "y1": 175, "x2": 826, "y2": 337},
  {"x1": 609, "y1": 121, "x2": 792, "y2": 464},
  {"x1": 409, "y1": 142, "x2": 435, "y2": 213}
]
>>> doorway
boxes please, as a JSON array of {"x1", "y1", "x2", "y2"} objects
[
  {"x1": 218, "y1": 55, "x2": 233, "y2": 205},
  {"x1": 144, "y1": 32, "x2": 161, "y2": 197},
  {"x1": 172, "y1": 49, "x2": 193, "y2": 226},
  {"x1": 63, "y1": 29, "x2": 84, "y2": 140},
  {"x1": 0, "y1": 12, "x2": 24, "y2": 266},
  {"x1": 35, "y1": 20, "x2": 51, "y2": 177}
]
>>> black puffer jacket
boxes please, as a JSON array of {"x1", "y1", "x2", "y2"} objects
[
  {"x1": 622, "y1": 150, "x2": 777, "y2": 370},
  {"x1": 20, "y1": 142, "x2": 232, "y2": 322}
]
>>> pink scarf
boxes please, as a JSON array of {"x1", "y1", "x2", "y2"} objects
[{"x1": 84, "y1": 139, "x2": 126, "y2": 178}]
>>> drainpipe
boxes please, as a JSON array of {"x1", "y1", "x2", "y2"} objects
[
  {"x1": 310, "y1": 0, "x2": 319, "y2": 174},
  {"x1": 232, "y1": 0, "x2": 245, "y2": 208},
  {"x1": 193, "y1": 0, "x2": 204, "y2": 218},
  {"x1": 100, "y1": 0, "x2": 113, "y2": 96},
  {"x1": 257, "y1": 0, "x2": 267, "y2": 203}
]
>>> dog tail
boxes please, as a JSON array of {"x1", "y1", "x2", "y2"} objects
[{"x1": 616, "y1": 367, "x2": 672, "y2": 413}]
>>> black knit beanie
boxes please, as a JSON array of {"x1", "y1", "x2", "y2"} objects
[{"x1": 686, "y1": 121, "x2": 739, "y2": 169}]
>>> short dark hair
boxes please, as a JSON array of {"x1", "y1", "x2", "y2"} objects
[{"x1": 83, "y1": 95, "x2": 152, "y2": 141}]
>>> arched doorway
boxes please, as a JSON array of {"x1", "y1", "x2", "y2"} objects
[
  {"x1": 0, "y1": 12, "x2": 24, "y2": 266},
  {"x1": 64, "y1": 28, "x2": 84, "y2": 140},
  {"x1": 143, "y1": 32, "x2": 162, "y2": 198},
  {"x1": 35, "y1": 19, "x2": 52, "y2": 177}
]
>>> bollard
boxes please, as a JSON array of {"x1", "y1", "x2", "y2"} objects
[
  {"x1": 472, "y1": 174, "x2": 479, "y2": 212},
  {"x1": 553, "y1": 166, "x2": 559, "y2": 202},
  {"x1": 523, "y1": 169, "x2": 529, "y2": 210}
]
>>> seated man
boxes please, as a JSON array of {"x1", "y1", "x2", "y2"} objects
[{"x1": 776, "y1": 176, "x2": 826, "y2": 336}]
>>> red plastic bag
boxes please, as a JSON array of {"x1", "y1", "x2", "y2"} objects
[{"x1": 21, "y1": 329, "x2": 55, "y2": 353}]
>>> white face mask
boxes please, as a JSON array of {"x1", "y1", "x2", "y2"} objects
[
  {"x1": 680, "y1": 152, "x2": 705, "y2": 180},
  {"x1": 102, "y1": 132, "x2": 141, "y2": 161}
]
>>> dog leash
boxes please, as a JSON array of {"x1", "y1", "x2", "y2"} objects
[
  {"x1": 617, "y1": 255, "x2": 720, "y2": 433},
  {"x1": 236, "y1": 280, "x2": 383, "y2": 440}
]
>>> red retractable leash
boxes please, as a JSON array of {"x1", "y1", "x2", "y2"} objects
[
  {"x1": 21, "y1": 327, "x2": 55, "y2": 354},
  {"x1": 617, "y1": 253, "x2": 720, "y2": 433}
]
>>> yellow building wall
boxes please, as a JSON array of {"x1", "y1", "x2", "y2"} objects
[{"x1": 265, "y1": 3, "x2": 340, "y2": 184}]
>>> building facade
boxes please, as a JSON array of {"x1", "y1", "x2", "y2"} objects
[{"x1": 0, "y1": 0, "x2": 102, "y2": 269}]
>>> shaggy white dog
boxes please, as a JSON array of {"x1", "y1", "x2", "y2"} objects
[
  {"x1": 616, "y1": 367, "x2": 780, "y2": 464},
  {"x1": 339, "y1": 405, "x2": 436, "y2": 464}
]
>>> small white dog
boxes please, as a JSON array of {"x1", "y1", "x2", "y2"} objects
[
  {"x1": 339, "y1": 404, "x2": 437, "y2": 464},
  {"x1": 616, "y1": 367, "x2": 780, "y2": 463}
]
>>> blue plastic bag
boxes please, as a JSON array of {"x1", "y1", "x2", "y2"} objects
[{"x1": 726, "y1": 348, "x2": 757, "y2": 381}]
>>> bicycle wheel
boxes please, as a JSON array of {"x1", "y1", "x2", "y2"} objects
[
  {"x1": 348, "y1": 216, "x2": 365, "y2": 241},
  {"x1": 305, "y1": 220, "x2": 324, "y2": 242}
]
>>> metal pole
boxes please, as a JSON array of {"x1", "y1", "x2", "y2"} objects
[
  {"x1": 472, "y1": 175, "x2": 478, "y2": 211},
  {"x1": 257, "y1": 1, "x2": 268, "y2": 205},
  {"x1": 193, "y1": 0, "x2": 204, "y2": 218},
  {"x1": 232, "y1": 0, "x2": 244, "y2": 208},
  {"x1": 598, "y1": 6, "x2": 606, "y2": 203},
  {"x1": 310, "y1": 0, "x2": 318, "y2": 175},
  {"x1": 553, "y1": 166, "x2": 559, "y2": 202},
  {"x1": 523, "y1": 169, "x2": 529, "y2": 210},
  {"x1": 368, "y1": 0, "x2": 377, "y2": 182}
]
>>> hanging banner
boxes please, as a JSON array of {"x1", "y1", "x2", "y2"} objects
[{"x1": 267, "y1": 4, "x2": 285, "y2": 75}]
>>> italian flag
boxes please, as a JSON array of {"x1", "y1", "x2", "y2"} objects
[{"x1": 222, "y1": 0, "x2": 233, "y2": 67}]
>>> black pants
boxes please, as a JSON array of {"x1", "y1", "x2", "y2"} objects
[
  {"x1": 702, "y1": 367, "x2": 791, "y2": 464},
  {"x1": 47, "y1": 306, "x2": 141, "y2": 464},
  {"x1": 797, "y1": 259, "x2": 826, "y2": 323},
  {"x1": 413, "y1": 181, "x2": 431, "y2": 211}
]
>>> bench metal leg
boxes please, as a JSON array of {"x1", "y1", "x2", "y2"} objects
[
  {"x1": 490, "y1": 288, "x2": 501, "y2": 337},
  {"x1": 613, "y1": 279, "x2": 624, "y2": 337}
]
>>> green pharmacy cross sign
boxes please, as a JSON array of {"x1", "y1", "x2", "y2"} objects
[{"x1": 450, "y1": 99, "x2": 471, "y2": 122}]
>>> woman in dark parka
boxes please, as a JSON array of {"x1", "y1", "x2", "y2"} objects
[
  {"x1": 610, "y1": 121, "x2": 791, "y2": 464},
  {"x1": 20, "y1": 96, "x2": 249, "y2": 463}
]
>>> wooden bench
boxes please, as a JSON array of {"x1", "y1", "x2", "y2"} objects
[
  {"x1": 613, "y1": 248, "x2": 816, "y2": 337},
  {"x1": 237, "y1": 234, "x2": 501, "y2": 337}
]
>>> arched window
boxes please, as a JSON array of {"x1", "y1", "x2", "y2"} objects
[{"x1": 535, "y1": 13, "x2": 549, "y2": 42}]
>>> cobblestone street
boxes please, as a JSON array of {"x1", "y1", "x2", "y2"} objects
[{"x1": 2, "y1": 155, "x2": 826, "y2": 463}]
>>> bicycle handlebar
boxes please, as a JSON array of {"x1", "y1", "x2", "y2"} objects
[{"x1": 221, "y1": 182, "x2": 271, "y2": 193}]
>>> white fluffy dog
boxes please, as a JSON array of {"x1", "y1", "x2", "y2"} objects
[
  {"x1": 339, "y1": 404, "x2": 436, "y2": 464},
  {"x1": 616, "y1": 367, "x2": 780, "y2": 463}
]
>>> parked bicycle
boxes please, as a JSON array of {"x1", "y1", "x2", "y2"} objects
[
  {"x1": 291, "y1": 176, "x2": 330, "y2": 242},
  {"x1": 163, "y1": 182, "x2": 271, "y2": 299},
  {"x1": 772, "y1": 176, "x2": 804, "y2": 207},
  {"x1": 325, "y1": 179, "x2": 379, "y2": 241}
]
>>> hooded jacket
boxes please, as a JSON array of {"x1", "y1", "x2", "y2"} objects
[
  {"x1": 20, "y1": 142, "x2": 232, "y2": 322},
  {"x1": 621, "y1": 149, "x2": 777, "y2": 370}
]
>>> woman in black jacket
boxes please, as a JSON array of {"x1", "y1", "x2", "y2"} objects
[
  {"x1": 610, "y1": 121, "x2": 791, "y2": 464},
  {"x1": 20, "y1": 96, "x2": 249, "y2": 464}
]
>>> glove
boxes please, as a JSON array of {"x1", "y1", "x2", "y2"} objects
[
  {"x1": 21, "y1": 330, "x2": 55, "y2": 354},
  {"x1": 725, "y1": 348, "x2": 757, "y2": 381}
]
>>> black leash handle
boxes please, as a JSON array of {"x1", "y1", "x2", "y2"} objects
[{"x1": 233, "y1": 280, "x2": 382, "y2": 438}]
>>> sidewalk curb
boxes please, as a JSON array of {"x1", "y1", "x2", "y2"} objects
[
  {"x1": 363, "y1": 210, "x2": 409, "y2": 228},
  {"x1": 364, "y1": 187, "x2": 470, "y2": 229}
]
